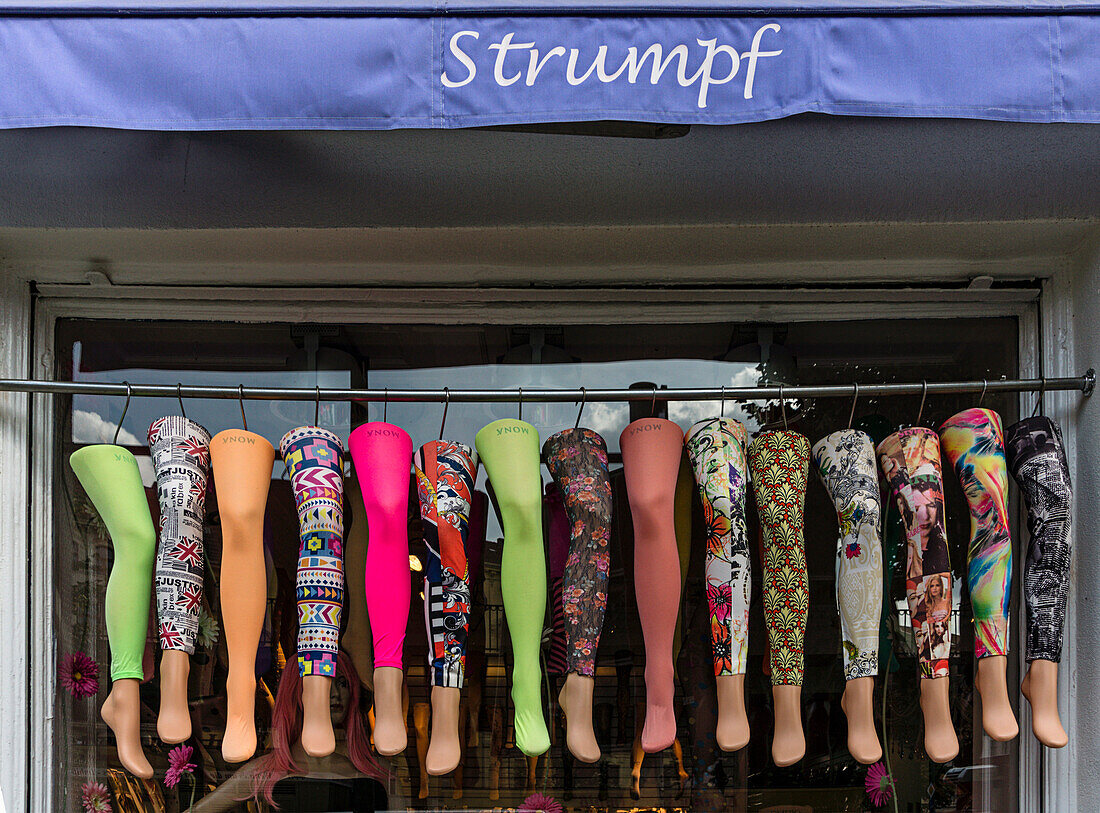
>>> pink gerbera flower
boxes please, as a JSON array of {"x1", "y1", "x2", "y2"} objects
[
  {"x1": 519, "y1": 793, "x2": 563, "y2": 813},
  {"x1": 865, "y1": 760, "x2": 894, "y2": 807},
  {"x1": 80, "y1": 781, "x2": 112, "y2": 812},
  {"x1": 59, "y1": 652, "x2": 100, "y2": 699},
  {"x1": 164, "y1": 744, "x2": 196, "y2": 788}
]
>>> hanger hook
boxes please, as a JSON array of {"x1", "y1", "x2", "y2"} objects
[
  {"x1": 651, "y1": 386, "x2": 657, "y2": 418},
  {"x1": 1033, "y1": 376, "x2": 1046, "y2": 418},
  {"x1": 315, "y1": 386, "x2": 321, "y2": 427},
  {"x1": 176, "y1": 383, "x2": 187, "y2": 420},
  {"x1": 517, "y1": 387, "x2": 523, "y2": 421},
  {"x1": 383, "y1": 388, "x2": 389, "y2": 423},
  {"x1": 779, "y1": 383, "x2": 788, "y2": 430},
  {"x1": 978, "y1": 379, "x2": 988, "y2": 407},
  {"x1": 112, "y1": 381, "x2": 132, "y2": 445},
  {"x1": 848, "y1": 382, "x2": 859, "y2": 430},
  {"x1": 238, "y1": 385, "x2": 248, "y2": 432},
  {"x1": 916, "y1": 379, "x2": 928, "y2": 425},
  {"x1": 439, "y1": 387, "x2": 450, "y2": 440},
  {"x1": 720, "y1": 385, "x2": 726, "y2": 418},
  {"x1": 575, "y1": 387, "x2": 587, "y2": 430}
]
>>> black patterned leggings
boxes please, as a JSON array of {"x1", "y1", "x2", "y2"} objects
[
  {"x1": 1005, "y1": 416, "x2": 1074, "y2": 663},
  {"x1": 543, "y1": 428, "x2": 614, "y2": 677}
]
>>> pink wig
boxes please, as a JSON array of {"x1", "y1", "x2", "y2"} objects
[{"x1": 249, "y1": 649, "x2": 387, "y2": 807}]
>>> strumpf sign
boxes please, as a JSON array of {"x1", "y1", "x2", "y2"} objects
[{"x1": 0, "y1": 11, "x2": 1097, "y2": 129}]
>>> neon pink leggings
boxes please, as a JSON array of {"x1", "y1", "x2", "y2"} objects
[
  {"x1": 619, "y1": 417, "x2": 685, "y2": 753},
  {"x1": 349, "y1": 422, "x2": 414, "y2": 671}
]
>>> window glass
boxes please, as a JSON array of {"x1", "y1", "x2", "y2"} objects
[{"x1": 53, "y1": 316, "x2": 1020, "y2": 812}]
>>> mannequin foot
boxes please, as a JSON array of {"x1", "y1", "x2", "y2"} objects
[
  {"x1": 301, "y1": 675, "x2": 336, "y2": 757},
  {"x1": 559, "y1": 674, "x2": 601, "y2": 763},
  {"x1": 101, "y1": 679, "x2": 154, "y2": 779},
  {"x1": 157, "y1": 650, "x2": 192, "y2": 744},
  {"x1": 1022, "y1": 660, "x2": 1068, "y2": 748},
  {"x1": 427, "y1": 686, "x2": 462, "y2": 775},
  {"x1": 715, "y1": 674, "x2": 750, "y2": 752},
  {"x1": 373, "y1": 666, "x2": 408, "y2": 755},
  {"x1": 920, "y1": 676, "x2": 959, "y2": 762},
  {"x1": 222, "y1": 669, "x2": 258, "y2": 763},
  {"x1": 841, "y1": 676, "x2": 882, "y2": 764},
  {"x1": 976, "y1": 655, "x2": 1019, "y2": 741},
  {"x1": 640, "y1": 702, "x2": 676, "y2": 754},
  {"x1": 771, "y1": 684, "x2": 806, "y2": 766}
]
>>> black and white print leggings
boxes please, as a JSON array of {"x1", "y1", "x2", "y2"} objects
[{"x1": 1005, "y1": 416, "x2": 1074, "y2": 663}]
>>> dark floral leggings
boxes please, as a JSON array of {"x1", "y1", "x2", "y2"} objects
[{"x1": 543, "y1": 428, "x2": 614, "y2": 677}]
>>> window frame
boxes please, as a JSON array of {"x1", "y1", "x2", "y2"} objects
[{"x1": 20, "y1": 282, "x2": 1074, "y2": 813}]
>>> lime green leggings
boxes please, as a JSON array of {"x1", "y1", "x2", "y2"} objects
[
  {"x1": 70, "y1": 445, "x2": 156, "y2": 681},
  {"x1": 475, "y1": 418, "x2": 550, "y2": 756}
]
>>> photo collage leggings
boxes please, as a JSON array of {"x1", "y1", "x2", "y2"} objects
[
  {"x1": 812, "y1": 429, "x2": 883, "y2": 680},
  {"x1": 747, "y1": 431, "x2": 810, "y2": 686},
  {"x1": 414, "y1": 440, "x2": 477, "y2": 688},
  {"x1": 940, "y1": 408, "x2": 1013, "y2": 660},
  {"x1": 1005, "y1": 416, "x2": 1074, "y2": 663},
  {"x1": 684, "y1": 417, "x2": 752, "y2": 678},
  {"x1": 543, "y1": 427, "x2": 614, "y2": 678},
  {"x1": 149, "y1": 416, "x2": 212, "y2": 655},
  {"x1": 877, "y1": 428, "x2": 953, "y2": 679},
  {"x1": 281, "y1": 426, "x2": 345, "y2": 678}
]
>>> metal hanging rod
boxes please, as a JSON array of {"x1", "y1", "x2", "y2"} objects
[{"x1": 0, "y1": 372, "x2": 1092, "y2": 402}]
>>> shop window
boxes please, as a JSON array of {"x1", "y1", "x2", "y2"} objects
[{"x1": 52, "y1": 316, "x2": 1021, "y2": 812}]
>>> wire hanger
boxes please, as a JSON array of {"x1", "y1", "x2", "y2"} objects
[
  {"x1": 978, "y1": 379, "x2": 988, "y2": 407},
  {"x1": 916, "y1": 379, "x2": 928, "y2": 426},
  {"x1": 848, "y1": 382, "x2": 859, "y2": 430},
  {"x1": 650, "y1": 386, "x2": 657, "y2": 418},
  {"x1": 314, "y1": 386, "x2": 321, "y2": 427},
  {"x1": 238, "y1": 385, "x2": 248, "y2": 431},
  {"x1": 779, "y1": 383, "x2": 788, "y2": 430},
  {"x1": 720, "y1": 385, "x2": 726, "y2": 418},
  {"x1": 517, "y1": 387, "x2": 523, "y2": 421},
  {"x1": 575, "y1": 386, "x2": 586, "y2": 430},
  {"x1": 177, "y1": 383, "x2": 187, "y2": 419},
  {"x1": 1033, "y1": 376, "x2": 1046, "y2": 417},
  {"x1": 113, "y1": 381, "x2": 132, "y2": 445},
  {"x1": 439, "y1": 388, "x2": 450, "y2": 440},
  {"x1": 383, "y1": 388, "x2": 388, "y2": 423}
]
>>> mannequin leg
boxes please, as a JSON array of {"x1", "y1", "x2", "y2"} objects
[
  {"x1": 281, "y1": 426, "x2": 346, "y2": 758},
  {"x1": 413, "y1": 701, "x2": 432, "y2": 798},
  {"x1": 1005, "y1": 416, "x2": 1073, "y2": 747},
  {"x1": 878, "y1": 428, "x2": 959, "y2": 763},
  {"x1": 70, "y1": 445, "x2": 157, "y2": 779},
  {"x1": 630, "y1": 701, "x2": 646, "y2": 799},
  {"x1": 619, "y1": 418, "x2": 685, "y2": 754},
  {"x1": 475, "y1": 419, "x2": 550, "y2": 756},
  {"x1": 415, "y1": 440, "x2": 477, "y2": 774},
  {"x1": 811, "y1": 430, "x2": 884, "y2": 764},
  {"x1": 349, "y1": 422, "x2": 414, "y2": 756},
  {"x1": 748, "y1": 431, "x2": 810, "y2": 767},
  {"x1": 342, "y1": 473, "x2": 374, "y2": 691},
  {"x1": 544, "y1": 428, "x2": 614, "y2": 763},
  {"x1": 489, "y1": 704, "x2": 503, "y2": 801},
  {"x1": 941, "y1": 409, "x2": 1018, "y2": 741},
  {"x1": 685, "y1": 418, "x2": 752, "y2": 753},
  {"x1": 148, "y1": 416, "x2": 211, "y2": 745},
  {"x1": 210, "y1": 428, "x2": 275, "y2": 762}
]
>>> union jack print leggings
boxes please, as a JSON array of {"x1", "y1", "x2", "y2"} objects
[{"x1": 149, "y1": 416, "x2": 212, "y2": 654}]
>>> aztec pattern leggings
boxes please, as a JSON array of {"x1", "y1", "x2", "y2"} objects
[
  {"x1": 281, "y1": 426, "x2": 345, "y2": 678},
  {"x1": 878, "y1": 427, "x2": 954, "y2": 679},
  {"x1": 543, "y1": 427, "x2": 614, "y2": 678},
  {"x1": 748, "y1": 431, "x2": 810, "y2": 686},
  {"x1": 149, "y1": 416, "x2": 211, "y2": 655},
  {"x1": 812, "y1": 429, "x2": 883, "y2": 680},
  {"x1": 684, "y1": 417, "x2": 752, "y2": 678},
  {"x1": 414, "y1": 440, "x2": 477, "y2": 688},
  {"x1": 940, "y1": 408, "x2": 1013, "y2": 659},
  {"x1": 1005, "y1": 416, "x2": 1074, "y2": 663}
]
